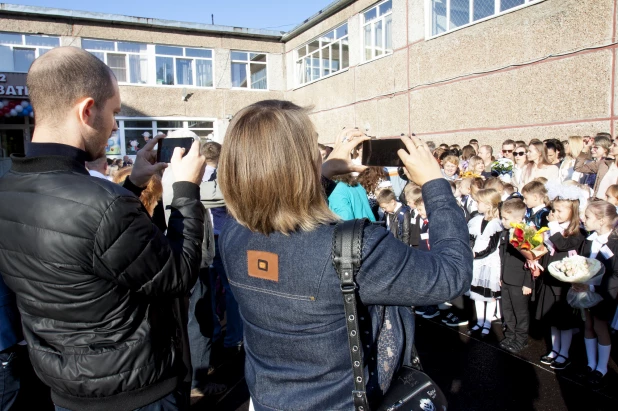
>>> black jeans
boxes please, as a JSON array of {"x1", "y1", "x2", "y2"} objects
[
  {"x1": 187, "y1": 268, "x2": 215, "y2": 389},
  {"x1": 55, "y1": 386, "x2": 189, "y2": 411},
  {"x1": 0, "y1": 347, "x2": 20, "y2": 411},
  {"x1": 501, "y1": 284, "x2": 530, "y2": 344}
]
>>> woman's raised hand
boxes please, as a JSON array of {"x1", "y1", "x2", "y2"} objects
[{"x1": 398, "y1": 135, "x2": 443, "y2": 186}]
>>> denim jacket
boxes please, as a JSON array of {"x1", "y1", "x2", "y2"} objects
[{"x1": 219, "y1": 179, "x2": 472, "y2": 410}]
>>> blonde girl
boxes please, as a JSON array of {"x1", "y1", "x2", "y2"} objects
[
  {"x1": 578, "y1": 201, "x2": 618, "y2": 387},
  {"x1": 467, "y1": 189, "x2": 503, "y2": 337}
]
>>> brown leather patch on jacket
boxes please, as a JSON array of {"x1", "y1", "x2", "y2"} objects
[{"x1": 247, "y1": 251, "x2": 279, "y2": 282}]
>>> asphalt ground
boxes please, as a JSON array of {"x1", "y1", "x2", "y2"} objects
[
  {"x1": 192, "y1": 310, "x2": 618, "y2": 411},
  {"x1": 16, "y1": 308, "x2": 618, "y2": 410}
]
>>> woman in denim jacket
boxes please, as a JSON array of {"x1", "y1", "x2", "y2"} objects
[{"x1": 218, "y1": 100, "x2": 473, "y2": 410}]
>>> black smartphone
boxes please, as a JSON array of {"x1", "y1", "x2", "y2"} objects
[
  {"x1": 361, "y1": 139, "x2": 406, "y2": 167},
  {"x1": 157, "y1": 137, "x2": 195, "y2": 163}
]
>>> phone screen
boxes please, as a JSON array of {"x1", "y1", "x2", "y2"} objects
[
  {"x1": 157, "y1": 137, "x2": 195, "y2": 163},
  {"x1": 361, "y1": 139, "x2": 406, "y2": 167}
]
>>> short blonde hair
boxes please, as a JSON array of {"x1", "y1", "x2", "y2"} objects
[
  {"x1": 404, "y1": 185, "x2": 422, "y2": 206},
  {"x1": 466, "y1": 156, "x2": 484, "y2": 172},
  {"x1": 219, "y1": 100, "x2": 338, "y2": 235},
  {"x1": 441, "y1": 155, "x2": 459, "y2": 167}
]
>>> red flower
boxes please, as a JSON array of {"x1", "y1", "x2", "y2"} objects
[
  {"x1": 510, "y1": 239, "x2": 520, "y2": 248},
  {"x1": 514, "y1": 227, "x2": 524, "y2": 243},
  {"x1": 520, "y1": 241, "x2": 532, "y2": 251}
]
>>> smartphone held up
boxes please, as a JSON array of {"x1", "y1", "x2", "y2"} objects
[
  {"x1": 157, "y1": 137, "x2": 195, "y2": 163},
  {"x1": 361, "y1": 138, "x2": 406, "y2": 167}
]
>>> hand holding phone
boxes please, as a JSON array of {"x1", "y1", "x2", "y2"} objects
[
  {"x1": 171, "y1": 140, "x2": 205, "y2": 185},
  {"x1": 157, "y1": 137, "x2": 195, "y2": 163}
]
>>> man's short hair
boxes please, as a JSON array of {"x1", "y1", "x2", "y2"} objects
[
  {"x1": 502, "y1": 139, "x2": 515, "y2": 147},
  {"x1": 201, "y1": 141, "x2": 222, "y2": 162},
  {"x1": 376, "y1": 189, "x2": 397, "y2": 204},
  {"x1": 85, "y1": 156, "x2": 107, "y2": 170},
  {"x1": 425, "y1": 141, "x2": 436, "y2": 152},
  {"x1": 27, "y1": 47, "x2": 116, "y2": 125},
  {"x1": 469, "y1": 139, "x2": 478, "y2": 144},
  {"x1": 480, "y1": 145, "x2": 493, "y2": 155},
  {"x1": 500, "y1": 198, "x2": 527, "y2": 217}
]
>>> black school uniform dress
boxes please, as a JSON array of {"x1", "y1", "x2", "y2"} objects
[
  {"x1": 535, "y1": 222, "x2": 585, "y2": 329},
  {"x1": 583, "y1": 233, "x2": 618, "y2": 321}
]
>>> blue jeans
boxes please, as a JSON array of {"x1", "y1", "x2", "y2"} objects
[
  {"x1": 55, "y1": 387, "x2": 188, "y2": 411},
  {"x1": 0, "y1": 348, "x2": 20, "y2": 411},
  {"x1": 187, "y1": 268, "x2": 214, "y2": 389},
  {"x1": 212, "y1": 237, "x2": 243, "y2": 347}
]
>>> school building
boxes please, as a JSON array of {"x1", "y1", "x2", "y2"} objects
[{"x1": 0, "y1": 0, "x2": 614, "y2": 158}]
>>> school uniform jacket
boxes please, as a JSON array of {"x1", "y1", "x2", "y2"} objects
[{"x1": 583, "y1": 235, "x2": 618, "y2": 304}]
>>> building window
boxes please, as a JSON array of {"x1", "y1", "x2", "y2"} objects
[
  {"x1": 295, "y1": 24, "x2": 349, "y2": 86},
  {"x1": 430, "y1": 0, "x2": 539, "y2": 37},
  {"x1": 362, "y1": 0, "x2": 393, "y2": 61},
  {"x1": 231, "y1": 52, "x2": 267, "y2": 90},
  {"x1": 0, "y1": 33, "x2": 59, "y2": 72},
  {"x1": 155, "y1": 45, "x2": 214, "y2": 87},
  {"x1": 83, "y1": 39, "x2": 149, "y2": 84},
  {"x1": 116, "y1": 118, "x2": 215, "y2": 156}
]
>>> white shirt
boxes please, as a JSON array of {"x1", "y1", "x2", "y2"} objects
[
  {"x1": 89, "y1": 169, "x2": 113, "y2": 181},
  {"x1": 386, "y1": 202, "x2": 402, "y2": 229},
  {"x1": 588, "y1": 231, "x2": 611, "y2": 260}
]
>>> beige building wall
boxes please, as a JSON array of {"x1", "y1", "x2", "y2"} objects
[
  {"x1": 0, "y1": 13, "x2": 286, "y2": 141},
  {"x1": 284, "y1": 0, "x2": 618, "y2": 153}
]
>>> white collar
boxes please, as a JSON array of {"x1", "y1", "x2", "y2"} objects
[
  {"x1": 531, "y1": 205, "x2": 545, "y2": 214},
  {"x1": 587, "y1": 231, "x2": 611, "y2": 244},
  {"x1": 394, "y1": 202, "x2": 402, "y2": 213}
]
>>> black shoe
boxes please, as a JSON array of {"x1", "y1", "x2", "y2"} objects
[
  {"x1": 422, "y1": 306, "x2": 440, "y2": 319},
  {"x1": 587, "y1": 370, "x2": 607, "y2": 389},
  {"x1": 540, "y1": 350, "x2": 559, "y2": 365},
  {"x1": 505, "y1": 340, "x2": 527, "y2": 353},
  {"x1": 499, "y1": 338, "x2": 514, "y2": 349},
  {"x1": 467, "y1": 324, "x2": 482, "y2": 336},
  {"x1": 480, "y1": 326, "x2": 491, "y2": 338},
  {"x1": 414, "y1": 306, "x2": 427, "y2": 315},
  {"x1": 550, "y1": 355, "x2": 571, "y2": 370},
  {"x1": 575, "y1": 365, "x2": 594, "y2": 378},
  {"x1": 443, "y1": 314, "x2": 468, "y2": 327}
]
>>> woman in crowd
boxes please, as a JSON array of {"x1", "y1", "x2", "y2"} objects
[
  {"x1": 460, "y1": 145, "x2": 477, "y2": 171},
  {"x1": 441, "y1": 155, "x2": 460, "y2": 181},
  {"x1": 512, "y1": 143, "x2": 528, "y2": 190},
  {"x1": 466, "y1": 156, "x2": 485, "y2": 176},
  {"x1": 113, "y1": 167, "x2": 163, "y2": 217},
  {"x1": 521, "y1": 141, "x2": 560, "y2": 187},
  {"x1": 574, "y1": 135, "x2": 618, "y2": 199},
  {"x1": 357, "y1": 166, "x2": 390, "y2": 221},
  {"x1": 559, "y1": 136, "x2": 584, "y2": 183},
  {"x1": 217, "y1": 100, "x2": 472, "y2": 411},
  {"x1": 327, "y1": 172, "x2": 376, "y2": 221}
]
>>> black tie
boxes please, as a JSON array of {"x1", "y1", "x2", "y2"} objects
[{"x1": 208, "y1": 169, "x2": 217, "y2": 182}]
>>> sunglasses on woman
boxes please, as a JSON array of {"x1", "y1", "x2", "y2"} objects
[{"x1": 513, "y1": 152, "x2": 526, "y2": 157}]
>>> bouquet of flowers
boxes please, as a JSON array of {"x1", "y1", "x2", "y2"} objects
[
  {"x1": 509, "y1": 223, "x2": 548, "y2": 259},
  {"x1": 548, "y1": 256, "x2": 605, "y2": 309},
  {"x1": 491, "y1": 158, "x2": 514, "y2": 183},
  {"x1": 459, "y1": 171, "x2": 481, "y2": 179},
  {"x1": 491, "y1": 158, "x2": 514, "y2": 175}
]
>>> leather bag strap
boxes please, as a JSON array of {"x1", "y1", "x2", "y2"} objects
[{"x1": 333, "y1": 218, "x2": 370, "y2": 411}]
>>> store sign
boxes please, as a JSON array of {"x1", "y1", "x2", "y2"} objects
[{"x1": 0, "y1": 73, "x2": 29, "y2": 98}]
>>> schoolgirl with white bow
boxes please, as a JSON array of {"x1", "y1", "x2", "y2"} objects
[
  {"x1": 577, "y1": 201, "x2": 618, "y2": 388},
  {"x1": 467, "y1": 189, "x2": 504, "y2": 338},
  {"x1": 537, "y1": 184, "x2": 587, "y2": 370}
]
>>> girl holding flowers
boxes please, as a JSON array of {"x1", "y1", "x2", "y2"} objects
[
  {"x1": 467, "y1": 189, "x2": 504, "y2": 338},
  {"x1": 536, "y1": 184, "x2": 587, "y2": 370},
  {"x1": 577, "y1": 201, "x2": 618, "y2": 387}
]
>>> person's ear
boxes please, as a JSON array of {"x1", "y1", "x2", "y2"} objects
[{"x1": 76, "y1": 97, "x2": 96, "y2": 127}]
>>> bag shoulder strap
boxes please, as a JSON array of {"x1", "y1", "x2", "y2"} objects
[{"x1": 332, "y1": 218, "x2": 370, "y2": 411}]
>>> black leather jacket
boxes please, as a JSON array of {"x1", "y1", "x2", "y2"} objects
[{"x1": 0, "y1": 154, "x2": 204, "y2": 411}]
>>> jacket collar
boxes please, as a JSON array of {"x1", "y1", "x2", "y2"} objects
[{"x1": 10, "y1": 143, "x2": 90, "y2": 175}]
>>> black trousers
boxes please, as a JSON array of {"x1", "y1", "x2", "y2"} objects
[{"x1": 501, "y1": 284, "x2": 530, "y2": 344}]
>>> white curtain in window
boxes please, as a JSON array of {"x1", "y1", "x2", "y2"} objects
[
  {"x1": 129, "y1": 55, "x2": 148, "y2": 84},
  {"x1": 176, "y1": 59, "x2": 193, "y2": 85},
  {"x1": 196, "y1": 60, "x2": 213, "y2": 87},
  {"x1": 296, "y1": 59, "x2": 307, "y2": 84},
  {"x1": 385, "y1": 15, "x2": 393, "y2": 50},
  {"x1": 250, "y1": 64, "x2": 267, "y2": 89}
]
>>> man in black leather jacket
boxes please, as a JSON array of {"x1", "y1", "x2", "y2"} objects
[{"x1": 0, "y1": 47, "x2": 206, "y2": 411}]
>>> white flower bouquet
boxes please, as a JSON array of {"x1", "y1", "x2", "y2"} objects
[
  {"x1": 491, "y1": 158, "x2": 514, "y2": 175},
  {"x1": 548, "y1": 256, "x2": 605, "y2": 308}
]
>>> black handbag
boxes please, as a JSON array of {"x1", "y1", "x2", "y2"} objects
[{"x1": 332, "y1": 219, "x2": 448, "y2": 411}]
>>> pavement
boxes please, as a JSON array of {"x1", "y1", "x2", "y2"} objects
[
  {"x1": 17, "y1": 309, "x2": 618, "y2": 411},
  {"x1": 191, "y1": 311, "x2": 618, "y2": 411}
]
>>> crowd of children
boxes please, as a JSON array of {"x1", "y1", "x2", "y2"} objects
[{"x1": 373, "y1": 138, "x2": 618, "y2": 389}]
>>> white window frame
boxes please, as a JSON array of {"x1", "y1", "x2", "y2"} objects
[
  {"x1": 114, "y1": 117, "x2": 217, "y2": 157},
  {"x1": 83, "y1": 39, "x2": 149, "y2": 85},
  {"x1": 361, "y1": 0, "x2": 394, "y2": 63},
  {"x1": 154, "y1": 45, "x2": 215, "y2": 89},
  {"x1": 0, "y1": 32, "x2": 59, "y2": 73},
  {"x1": 425, "y1": 0, "x2": 544, "y2": 39},
  {"x1": 295, "y1": 23, "x2": 350, "y2": 87},
  {"x1": 230, "y1": 51, "x2": 269, "y2": 91}
]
